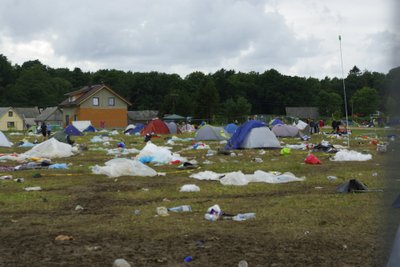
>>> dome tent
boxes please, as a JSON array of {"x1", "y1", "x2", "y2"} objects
[
  {"x1": 225, "y1": 120, "x2": 281, "y2": 150},
  {"x1": 0, "y1": 131, "x2": 12, "y2": 147},
  {"x1": 195, "y1": 125, "x2": 230, "y2": 141},
  {"x1": 271, "y1": 124, "x2": 299, "y2": 137},
  {"x1": 141, "y1": 119, "x2": 170, "y2": 136}
]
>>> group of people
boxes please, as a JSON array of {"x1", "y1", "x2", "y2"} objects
[{"x1": 307, "y1": 119, "x2": 324, "y2": 134}]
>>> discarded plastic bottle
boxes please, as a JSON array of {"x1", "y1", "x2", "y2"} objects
[
  {"x1": 232, "y1": 213, "x2": 256, "y2": 221},
  {"x1": 168, "y1": 205, "x2": 192, "y2": 212}
]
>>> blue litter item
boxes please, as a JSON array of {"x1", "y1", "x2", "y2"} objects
[
  {"x1": 117, "y1": 142, "x2": 125, "y2": 148},
  {"x1": 49, "y1": 163, "x2": 69, "y2": 169},
  {"x1": 138, "y1": 156, "x2": 155, "y2": 163},
  {"x1": 184, "y1": 256, "x2": 193, "y2": 262}
]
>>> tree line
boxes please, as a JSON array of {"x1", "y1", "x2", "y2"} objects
[{"x1": 0, "y1": 54, "x2": 399, "y2": 122}]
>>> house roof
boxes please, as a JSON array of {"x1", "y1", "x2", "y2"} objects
[
  {"x1": 59, "y1": 84, "x2": 131, "y2": 107},
  {"x1": 14, "y1": 107, "x2": 40, "y2": 119},
  {"x1": 0, "y1": 107, "x2": 24, "y2": 121},
  {"x1": 0, "y1": 107, "x2": 12, "y2": 118},
  {"x1": 36, "y1": 107, "x2": 60, "y2": 121}
]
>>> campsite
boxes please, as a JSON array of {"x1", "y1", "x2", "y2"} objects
[{"x1": 0, "y1": 122, "x2": 398, "y2": 266}]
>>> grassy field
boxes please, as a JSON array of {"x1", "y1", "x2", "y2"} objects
[{"x1": 0, "y1": 127, "x2": 399, "y2": 266}]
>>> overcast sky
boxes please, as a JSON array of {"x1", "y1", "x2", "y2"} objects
[{"x1": 0, "y1": 0, "x2": 399, "y2": 79}]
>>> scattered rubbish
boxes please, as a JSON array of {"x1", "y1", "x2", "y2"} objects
[
  {"x1": 330, "y1": 149, "x2": 372, "y2": 161},
  {"x1": 184, "y1": 256, "x2": 193, "y2": 263},
  {"x1": 112, "y1": 258, "x2": 131, "y2": 267},
  {"x1": 14, "y1": 178, "x2": 24, "y2": 182},
  {"x1": 372, "y1": 172, "x2": 378, "y2": 177},
  {"x1": 133, "y1": 209, "x2": 141, "y2": 215},
  {"x1": 178, "y1": 161, "x2": 198, "y2": 170},
  {"x1": 195, "y1": 240, "x2": 205, "y2": 248},
  {"x1": 75, "y1": 205, "x2": 84, "y2": 211},
  {"x1": 238, "y1": 260, "x2": 249, "y2": 267},
  {"x1": 0, "y1": 175, "x2": 13, "y2": 180},
  {"x1": 84, "y1": 245, "x2": 101, "y2": 251},
  {"x1": 168, "y1": 205, "x2": 192, "y2": 212},
  {"x1": 204, "y1": 204, "x2": 222, "y2": 221},
  {"x1": 141, "y1": 188, "x2": 149, "y2": 192},
  {"x1": 253, "y1": 157, "x2": 263, "y2": 163},
  {"x1": 55, "y1": 235, "x2": 74, "y2": 241},
  {"x1": 24, "y1": 186, "x2": 42, "y2": 191},
  {"x1": 336, "y1": 179, "x2": 369, "y2": 193},
  {"x1": 180, "y1": 184, "x2": 200, "y2": 192},
  {"x1": 304, "y1": 154, "x2": 321, "y2": 164},
  {"x1": 342, "y1": 244, "x2": 348, "y2": 250},
  {"x1": 377, "y1": 143, "x2": 387, "y2": 153},
  {"x1": 280, "y1": 147, "x2": 291, "y2": 155},
  {"x1": 304, "y1": 231, "x2": 310, "y2": 235},
  {"x1": 156, "y1": 207, "x2": 169, "y2": 216},
  {"x1": 314, "y1": 186, "x2": 323, "y2": 190},
  {"x1": 230, "y1": 152, "x2": 237, "y2": 157},
  {"x1": 92, "y1": 158, "x2": 157, "y2": 177},
  {"x1": 190, "y1": 170, "x2": 304, "y2": 185},
  {"x1": 157, "y1": 172, "x2": 166, "y2": 176},
  {"x1": 327, "y1": 176, "x2": 337, "y2": 181},
  {"x1": 232, "y1": 213, "x2": 256, "y2": 221},
  {"x1": 49, "y1": 163, "x2": 69, "y2": 169}
]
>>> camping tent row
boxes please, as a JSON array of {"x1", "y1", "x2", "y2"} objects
[{"x1": 124, "y1": 119, "x2": 196, "y2": 136}]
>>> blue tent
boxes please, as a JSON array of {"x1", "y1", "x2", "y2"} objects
[
  {"x1": 64, "y1": 124, "x2": 84, "y2": 136},
  {"x1": 83, "y1": 125, "x2": 97, "y2": 132},
  {"x1": 126, "y1": 123, "x2": 144, "y2": 135},
  {"x1": 225, "y1": 120, "x2": 280, "y2": 150},
  {"x1": 224, "y1": 123, "x2": 238, "y2": 134}
]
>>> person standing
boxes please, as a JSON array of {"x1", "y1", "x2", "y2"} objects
[{"x1": 41, "y1": 122, "x2": 48, "y2": 141}]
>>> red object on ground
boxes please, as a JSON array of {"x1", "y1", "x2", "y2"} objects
[{"x1": 305, "y1": 154, "x2": 321, "y2": 164}]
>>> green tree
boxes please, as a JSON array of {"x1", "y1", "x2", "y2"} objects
[
  {"x1": 317, "y1": 90, "x2": 343, "y2": 116},
  {"x1": 195, "y1": 80, "x2": 219, "y2": 120},
  {"x1": 222, "y1": 96, "x2": 252, "y2": 122},
  {"x1": 350, "y1": 86, "x2": 379, "y2": 116}
]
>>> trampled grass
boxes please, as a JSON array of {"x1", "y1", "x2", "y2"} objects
[{"x1": 0, "y1": 127, "x2": 397, "y2": 266}]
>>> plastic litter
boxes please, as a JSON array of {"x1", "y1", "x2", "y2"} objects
[
  {"x1": 238, "y1": 260, "x2": 249, "y2": 267},
  {"x1": 304, "y1": 153, "x2": 321, "y2": 164},
  {"x1": 156, "y1": 207, "x2": 169, "y2": 216},
  {"x1": 112, "y1": 258, "x2": 131, "y2": 267},
  {"x1": 180, "y1": 184, "x2": 200, "y2": 192},
  {"x1": 91, "y1": 158, "x2": 157, "y2": 177},
  {"x1": 0, "y1": 175, "x2": 13, "y2": 180},
  {"x1": 232, "y1": 213, "x2": 256, "y2": 221},
  {"x1": 168, "y1": 205, "x2": 192, "y2": 212},
  {"x1": 49, "y1": 163, "x2": 69, "y2": 169},
  {"x1": 204, "y1": 204, "x2": 222, "y2": 221},
  {"x1": 184, "y1": 256, "x2": 193, "y2": 263},
  {"x1": 330, "y1": 149, "x2": 372, "y2": 161},
  {"x1": 24, "y1": 186, "x2": 42, "y2": 191}
]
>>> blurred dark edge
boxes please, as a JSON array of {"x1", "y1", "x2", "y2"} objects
[{"x1": 384, "y1": 1, "x2": 400, "y2": 266}]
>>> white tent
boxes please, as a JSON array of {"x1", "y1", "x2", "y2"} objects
[
  {"x1": 72, "y1": 121, "x2": 92, "y2": 132},
  {"x1": 241, "y1": 127, "x2": 281, "y2": 149},
  {"x1": 23, "y1": 138, "x2": 74, "y2": 158},
  {"x1": 0, "y1": 131, "x2": 12, "y2": 147}
]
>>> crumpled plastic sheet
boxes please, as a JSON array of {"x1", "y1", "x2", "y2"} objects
[
  {"x1": 90, "y1": 136, "x2": 113, "y2": 143},
  {"x1": 285, "y1": 143, "x2": 307, "y2": 150},
  {"x1": 180, "y1": 184, "x2": 200, "y2": 192},
  {"x1": 106, "y1": 148, "x2": 140, "y2": 155},
  {"x1": 136, "y1": 142, "x2": 187, "y2": 164},
  {"x1": 91, "y1": 158, "x2": 157, "y2": 177},
  {"x1": 330, "y1": 149, "x2": 372, "y2": 161},
  {"x1": 22, "y1": 138, "x2": 74, "y2": 159},
  {"x1": 190, "y1": 170, "x2": 305, "y2": 186}
]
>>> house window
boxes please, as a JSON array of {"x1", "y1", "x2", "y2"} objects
[
  {"x1": 93, "y1": 97, "x2": 99, "y2": 106},
  {"x1": 7, "y1": 122, "x2": 15, "y2": 128},
  {"x1": 108, "y1": 97, "x2": 115, "y2": 106},
  {"x1": 8, "y1": 111, "x2": 13, "y2": 117}
]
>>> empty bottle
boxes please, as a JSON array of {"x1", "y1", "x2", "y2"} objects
[
  {"x1": 232, "y1": 213, "x2": 256, "y2": 221},
  {"x1": 168, "y1": 205, "x2": 192, "y2": 212}
]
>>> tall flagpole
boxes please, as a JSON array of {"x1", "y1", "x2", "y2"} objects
[{"x1": 339, "y1": 35, "x2": 350, "y2": 147}]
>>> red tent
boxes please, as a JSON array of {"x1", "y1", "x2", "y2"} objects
[{"x1": 141, "y1": 119, "x2": 170, "y2": 135}]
